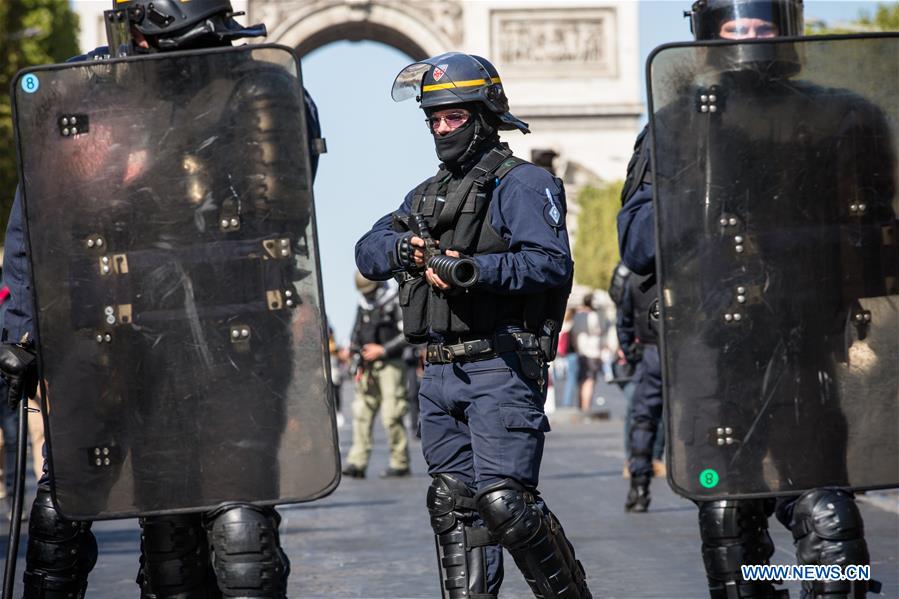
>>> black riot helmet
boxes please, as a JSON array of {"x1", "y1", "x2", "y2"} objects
[
  {"x1": 686, "y1": 0, "x2": 803, "y2": 78},
  {"x1": 105, "y1": 0, "x2": 266, "y2": 54},
  {"x1": 391, "y1": 52, "x2": 529, "y2": 134},
  {"x1": 686, "y1": 0, "x2": 803, "y2": 40}
]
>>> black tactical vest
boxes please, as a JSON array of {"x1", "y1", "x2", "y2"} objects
[
  {"x1": 394, "y1": 144, "x2": 569, "y2": 343},
  {"x1": 355, "y1": 296, "x2": 401, "y2": 347}
]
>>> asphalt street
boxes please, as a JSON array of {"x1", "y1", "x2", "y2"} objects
[{"x1": 2, "y1": 381, "x2": 897, "y2": 598}]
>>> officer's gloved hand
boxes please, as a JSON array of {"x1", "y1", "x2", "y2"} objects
[{"x1": 0, "y1": 343, "x2": 38, "y2": 409}]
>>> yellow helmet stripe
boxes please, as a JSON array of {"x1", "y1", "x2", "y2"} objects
[{"x1": 422, "y1": 77, "x2": 502, "y2": 93}]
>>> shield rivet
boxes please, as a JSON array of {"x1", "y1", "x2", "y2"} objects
[
  {"x1": 101, "y1": 265, "x2": 110, "y2": 274},
  {"x1": 864, "y1": 313, "x2": 871, "y2": 322},
  {"x1": 104, "y1": 334, "x2": 112, "y2": 342},
  {"x1": 734, "y1": 235, "x2": 743, "y2": 244},
  {"x1": 103, "y1": 447, "x2": 109, "y2": 455},
  {"x1": 70, "y1": 117, "x2": 77, "y2": 125},
  {"x1": 724, "y1": 314, "x2": 733, "y2": 322},
  {"x1": 101, "y1": 256, "x2": 110, "y2": 264},
  {"x1": 708, "y1": 94, "x2": 717, "y2": 103},
  {"x1": 725, "y1": 437, "x2": 734, "y2": 445},
  {"x1": 96, "y1": 238, "x2": 103, "y2": 247},
  {"x1": 700, "y1": 105, "x2": 709, "y2": 113},
  {"x1": 62, "y1": 128, "x2": 70, "y2": 136},
  {"x1": 280, "y1": 249, "x2": 289, "y2": 257},
  {"x1": 728, "y1": 217, "x2": 737, "y2": 226},
  {"x1": 737, "y1": 286, "x2": 746, "y2": 294},
  {"x1": 737, "y1": 295, "x2": 746, "y2": 303},
  {"x1": 229, "y1": 218, "x2": 239, "y2": 227},
  {"x1": 849, "y1": 204, "x2": 858, "y2": 212},
  {"x1": 700, "y1": 94, "x2": 709, "y2": 102},
  {"x1": 96, "y1": 334, "x2": 104, "y2": 343},
  {"x1": 733, "y1": 313, "x2": 742, "y2": 321},
  {"x1": 717, "y1": 438, "x2": 725, "y2": 446},
  {"x1": 231, "y1": 329, "x2": 240, "y2": 339},
  {"x1": 280, "y1": 239, "x2": 289, "y2": 247},
  {"x1": 858, "y1": 203, "x2": 866, "y2": 212},
  {"x1": 71, "y1": 127, "x2": 78, "y2": 135},
  {"x1": 104, "y1": 306, "x2": 115, "y2": 316},
  {"x1": 285, "y1": 290, "x2": 293, "y2": 298},
  {"x1": 716, "y1": 427, "x2": 724, "y2": 435},
  {"x1": 719, "y1": 218, "x2": 728, "y2": 226},
  {"x1": 94, "y1": 448, "x2": 101, "y2": 456},
  {"x1": 709, "y1": 105, "x2": 718, "y2": 113},
  {"x1": 735, "y1": 245, "x2": 744, "y2": 253},
  {"x1": 61, "y1": 117, "x2": 69, "y2": 126},
  {"x1": 286, "y1": 299, "x2": 294, "y2": 307},
  {"x1": 95, "y1": 458, "x2": 102, "y2": 466},
  {"x1": 725, "y1": 427, "x2": 733, "y2": 434},
  {"x1": 106, "y1": 315, "x2": 116, "y2": 325},
  {"x1": 87, "y1": 239, "x2": 95, "y2": 248},
  {"x1": 103, "y1": 458, "x2": 110, "y2": 465},
  {"x1": 220, "y1": 219, "x2": 230, "y2": 228},
  {"x1": 240, "y1": 329, "x2": 249, "y2": 338}
]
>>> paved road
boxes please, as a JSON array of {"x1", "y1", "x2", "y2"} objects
[{"x1": 2, "y1": 382, "x2": 897, "y2": 598}]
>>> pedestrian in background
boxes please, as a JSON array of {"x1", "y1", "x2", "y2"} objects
[
  {"x1": 571, "y1": 293, "x2": 603, "y2": 412},
  {"x1": 341, "y1": 272, "x2": 411, "y2": 479}
]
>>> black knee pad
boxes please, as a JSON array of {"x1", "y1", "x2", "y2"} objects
[
  {"x1": 475, "y1": 479, "x2": 542, "y2": 549},
  {"x1": 139, "y1": 514, "x2": 212, "y2": 598},
  {"x1": 23, "y1": 488, "x2": 98, "y2": 599},
  {"x1": 792, "y1": 489, "x2": 876, "y2": 597},
  {"x1": 205, "y1": 505, "x2": 289, "y2": 598},
  {"x1": 477, "y1": 479, "x2": 591, "y2": 599},
  {"x1": 426, "y1": 475, "x2": 494, "y2": 599},
  {"x1": 698, "y1": 500, "x2": 784, "y2": 599}
]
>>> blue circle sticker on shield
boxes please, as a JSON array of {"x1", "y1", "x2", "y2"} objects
[{"x1": 21, "y1": 73, "x2": 40, "y2": 94}]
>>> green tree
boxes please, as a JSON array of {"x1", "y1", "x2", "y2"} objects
[
  {"x1": 0, "y1": 0, "x2": 79, "y2": 235},
  {"x1": 806, "y1": 1, "x2": 899, "y2": 34},
  {"x1": 572, "y1": 181, "x2": 622, "y2": 291}
]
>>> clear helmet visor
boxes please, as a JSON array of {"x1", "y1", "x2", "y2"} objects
[{"x1": 390, "y1": 63, "x2": 431, "y2": 102}]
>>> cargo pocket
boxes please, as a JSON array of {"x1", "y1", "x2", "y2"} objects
[{"x1": 500, "y1": 405, "x2": 551, "y2": 433}]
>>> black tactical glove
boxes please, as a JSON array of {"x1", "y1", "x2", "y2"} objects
[
  {"x1": 395, "y1": 232, "x2": 417, "y2": 270},
  {"x1": 0, "y1": 343, "x2": 38, "y2": 409}
]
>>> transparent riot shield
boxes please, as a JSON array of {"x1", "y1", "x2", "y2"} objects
[
  {"x1": 648, "y1": 34, "x2": 899, "y2": 500},
  {"x1": 11, "y1": 45, "x2": 339, "y2": 519}
]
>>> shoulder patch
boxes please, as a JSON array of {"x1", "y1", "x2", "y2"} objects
[{"x1": 543, "y1": 187, "x2": 563, "y2": 229}]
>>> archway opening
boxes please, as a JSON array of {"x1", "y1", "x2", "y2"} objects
[{"x1": 296, "y1": 22, "x2": 428, "y2": 61}]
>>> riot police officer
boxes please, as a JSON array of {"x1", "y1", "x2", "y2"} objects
[
  {"x1": 616, "y1": 269, "x2": 663, "y2": 513},
  {"x1": 356, "y1": 53, "x2": 592, "y2": 599},
  {"x1": 0, "y1": 1, "x2": 325, "y2": 596},
  {"x1": 618, "y1": 1, "x2": 891, "y2": 597}
]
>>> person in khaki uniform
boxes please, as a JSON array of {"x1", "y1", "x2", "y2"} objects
[{"x1": 342, "y1": 273, "x2": 410, "y2": 478}]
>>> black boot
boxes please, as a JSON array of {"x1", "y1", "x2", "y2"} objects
[{"x1": 625, "y1": 475, "x2": 651, "y2": 512}]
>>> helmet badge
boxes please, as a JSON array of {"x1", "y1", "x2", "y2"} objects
[{"x1": 433, "y1": 64, "x2": 449, "y2": 82}]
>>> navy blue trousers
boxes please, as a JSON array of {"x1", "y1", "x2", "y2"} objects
[
  {"x1": 419, "y1": 352, "x2": 551, "y2": 594},
  {"x1": 627, "y1": 344, "x2": 663, "y2": 478}
]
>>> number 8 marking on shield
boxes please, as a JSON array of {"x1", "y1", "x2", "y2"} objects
[
  {"x1": 21, "y1": 73, "x2": 40, "y2": 94},
  {"x1": 699, "y1": 468, "x2": 719, "y2": 489}
]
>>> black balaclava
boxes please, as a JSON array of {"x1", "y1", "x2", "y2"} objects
[{"x1": 430, "y1": 105, "x2": 499, "y2": 171}]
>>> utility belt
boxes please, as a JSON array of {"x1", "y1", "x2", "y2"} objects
[{"x1": 426, "y1": 331, "x2": 546, "y2": 381}]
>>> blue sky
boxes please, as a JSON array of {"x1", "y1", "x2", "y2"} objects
[{"x1": 304, "y1": 1, "x2": 886, "y2": 341}]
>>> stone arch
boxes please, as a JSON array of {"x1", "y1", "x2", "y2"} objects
[{"x1": 263, "y1": 2, "x2": 457, "y2": 60}]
